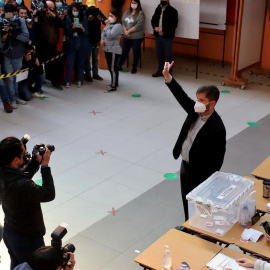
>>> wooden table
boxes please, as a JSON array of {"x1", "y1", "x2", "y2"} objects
[
  {"x1": 183, "y1": 219, "x2": 248, "y2": 247},
  {"x1": 201, "y1": 247, "x2": 257, "y2": 270},
  {"x1": 234, "y1": 216, "x2": 270, "y2": 259},
  {"x1": 245, "y1": 176, "x2": 270, "y2": 214},
  {"x1": 251, "y1": 156, "x2": 270, "y2": 180},
  {"x1": 134, "y1": 229, "x2": 222, "y2": 270}
]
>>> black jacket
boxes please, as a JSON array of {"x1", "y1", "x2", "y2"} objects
[
  {"x1": 151, "y1": 4, "x2": 178, "y2": 38},
  {"x1": 0, "y1": 159, "x2": 55, "y2": 237},
  {"x1": 166, "y1": 78, "x2": 226, "y2": 183},
  {"x1": 85, "y1": 9, "x2": 107, "y2": 44}
]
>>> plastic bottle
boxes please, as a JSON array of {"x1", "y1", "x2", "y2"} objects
[
  {"x1": 246, "y1": 191, "x2": 256, "y2": 221},
  {"x1": 240, "y1": 203, "x2": 249, "y2": 227},
  {"x1": 162, "y1": 245, "x2": 172, "y2": 269}
]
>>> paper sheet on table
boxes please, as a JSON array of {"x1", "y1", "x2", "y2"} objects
[
  {"x1": 16, "y1": 71, "x2": 28, "y2": 82},
  {"x1": 241, "y1": 228, "x2": 264, "y2": 242},
  {"x1": 207, "y1": 253, "x2": 252, "y2": 270}
]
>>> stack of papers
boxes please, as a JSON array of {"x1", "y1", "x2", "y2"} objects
[
  {"x1": 207, "y1": 253, "x2": 252, "y2": 270},
  {"x1": 241, "y1": 228, "x2": 264, "y2": 242}
]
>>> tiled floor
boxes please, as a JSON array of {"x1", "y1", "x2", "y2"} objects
[{"x1": 1, "y1": 50, "x2": 270, "y2": 269}]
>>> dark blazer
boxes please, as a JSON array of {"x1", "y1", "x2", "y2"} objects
[
  {"x1": 151, "y1": 4, "x2": 178, "y2": 38},
  {"x1": 166, "y1": 78, "x2": 226, "y2": 183}
]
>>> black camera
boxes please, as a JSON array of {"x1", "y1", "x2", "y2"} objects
[
  {"x1": 51, "y1": 225, "x2": 75, "y2": 264},
  {"x1": 0, "y1": 18, "x2": 22, "y2": 37},
  {"x1": 21, "y1": 134, "x2": 55, "y2": 160},
  {"x1": 30, "y1": 51, "x2": 38, "y2": 61},
  {"x1": 32, "y1": 143, "x2": 55, "y2": 157}
]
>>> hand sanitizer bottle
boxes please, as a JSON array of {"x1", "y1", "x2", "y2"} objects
[
  {"x1": 240, "y1": 203, "x2": 249, "y2": 227},
  {"x1": 246, "y1": 191, "x2": 256, "y2": 221},
  {"x1": 163, "y1": 245, "x2": 172, "y2": 269}
]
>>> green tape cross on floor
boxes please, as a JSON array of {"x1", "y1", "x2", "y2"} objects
[
  {"x1": 247, "y1": 122, "x2": 259, "y2": 126},
  {"x1": 164, "y1": 173, "x2": 177, "y2": 179},
  {"x1": 34, "y1": 179, "x2": 43, "y2": 186},
  {"x1": 132, "y1": 94, "x2": 141, "y2": 98}
]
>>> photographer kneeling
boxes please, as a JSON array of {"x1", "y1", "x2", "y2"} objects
[
  {"x1": 14, "y1": 246, "x2": 76, "y2": 270},
  {"x1": 18, "y1": 44, "x2": 45, "y2": 101},
  {"x1": 0, "y1": 136, "x2": 55, "y2": 270}
]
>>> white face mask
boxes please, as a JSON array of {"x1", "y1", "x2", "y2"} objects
[
  {"x1": 108, "y1": 17, "x2": 115, "y2": 24},
  {"x1": 131, "y1": 4, "x2": 138, "y2": 9},
  {"x1": 194, "y1": 101, "x2": 210, "y2": 113}
]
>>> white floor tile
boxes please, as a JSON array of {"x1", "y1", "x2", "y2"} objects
[
  {"x1": 78, "y1": 180, "x2": 142, "y2": 209},
  {"x1": 76, "y1": 154, "x2": 133, "y2": 179},
  {"x1": 108, "y1": 164, "x2": 164, "y2": 192},
  {"x1": 44, "y1": 197, "x2": 108, "y2": 233}
]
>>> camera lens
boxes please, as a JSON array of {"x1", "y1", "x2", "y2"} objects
[{"x1": 46, "y1": 144, "x2": 55, "y2": 152}]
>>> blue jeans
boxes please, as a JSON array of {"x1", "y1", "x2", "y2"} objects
[
  {"x1": 66, "y1": 48, "x2": 85, "y2": 83},
  {"x1": 3, "y1": 57, "x2": 23, "y2": 102},
  {"x1": 85, "y1": 41, "x2": 100, "y2": 77},
  {"x1": 155, "y1": 35, "x2": 174, "y2": 72},
  {"x1": 18, "y1": 73, "x2": 45, "y2": 101},
  {"x1": 3, "y1": 228, "x2": 45, "y2": 270},
  {"x1": 118, "y1": 37, "x2": 144, "y2": 69}
]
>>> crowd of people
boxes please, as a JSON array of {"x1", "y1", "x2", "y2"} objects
[{"x1": 0, "y1": 0, "x2": 180, "y2": 113}]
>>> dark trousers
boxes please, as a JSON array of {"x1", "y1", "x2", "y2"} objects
[
  {"x1": 18, "y1": 73, "x2": 45, "y2": 101},
  {"x1": 105, "y1": 52, "x2": 121, "y2": 88},
  {"x1": 36, "y1": 45, "x2": 61, "y2": 85},
  {"x1": 118, "y1": 37, "x2": 144, "y2": 69},
  {"x1": 3, "y1": 228, "x2": 45, "y2": 270},
  {"x1": 0, "y1": 223, "x2": 3, "y2": 242},
  {"x1": 155, "y1": 35, "x2": 174, "y2": 72},
  {"x1": 85, "y1": 41, "x2": 100, "y2": 77},
  {"x1": 180, "y1": 160, "x2": 200, "y2": 221}
]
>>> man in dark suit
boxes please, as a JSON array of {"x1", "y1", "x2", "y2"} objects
[{"x1": 163, "y1": 62, "x2": 226, "y2": 221}]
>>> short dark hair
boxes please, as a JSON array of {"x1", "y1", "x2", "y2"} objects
[
  {"x1": 17, "y1": 5, "x2": 30, "y2": 15},
  {"x1": 4, "y1": 3, "x2": 16, "y2": 12},
  {"x1": 28, "y1": 246, "x2": 64, "y2": 270},
  {"x1": 196, "y1": 85, "x2": 220, "y2": 102},
  {"x1": 25, "y1": 44, "x2": 35, "y2": 53},
  {"x1": 0, "y1": 137, "x2": 23, "y2": 166},
  {"x1": 110, "y1": 8, "x2": 121, "y2": 24}
]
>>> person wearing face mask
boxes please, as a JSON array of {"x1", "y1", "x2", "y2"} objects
[
  {"x1": 0, "y1": 4, "x2": 29, "y2": 109},
  {"x1": 0, "y1": 136, "x2": 55, "y2": 270},
  {"x1": 117, "y1": 0, "x2": 144, "y2": 74},
  {"x1": 33, "y1": 1, "x2": 65, "y2": 90},
  {"x1": 100, "y1": 8, "x2": 122, "y2": 92},
  {"x1": 151, "y1": 0, "x2": 178, "y2": 77},
  {"x1": 65, "y1": 2, "x2": 90, "y2": 88},
  {"x1": 163, "y1": 62, "x2": 226, "y2": 222},
  {"x1": 84, "y1": 3, "x2": 107, "y2": 82}
]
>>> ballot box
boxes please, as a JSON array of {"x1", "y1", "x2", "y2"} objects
[{"x1": 186, "y1": 172, "x2": 255, "y2": 236}]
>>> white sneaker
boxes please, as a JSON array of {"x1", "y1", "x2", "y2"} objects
[
  {"x1": 10, "y1": 101, "x2": 18, "y2": 109},
  {"x1": 66, "y1": 83, "x2": 70, "y2": 88},
  {"x1": 16, "y1": 98, "x2": 27, "y2": 105},
  {"x1": 32, "y1": 92, "x2": 45, "y2": 98},
  {"x1": 77, "y1": 81, "x2": 82, "y2": 88}
]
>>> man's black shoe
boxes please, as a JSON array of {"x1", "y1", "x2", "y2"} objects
[
  {"x1": 52, "y1": 83, "x2": 63, "y2": 91},
  {"x1": 175, "y1": 226, "x2": 190, "y2": 233},
  {"x1": 152, "y1": 70, "x2": 163, "y2": 77},
  {"x1": 131, "y1": 67, "x2": 137, "y2": 74}
]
